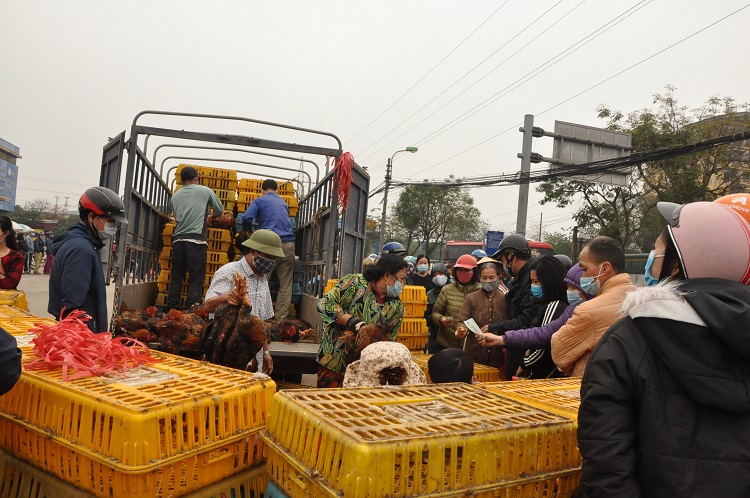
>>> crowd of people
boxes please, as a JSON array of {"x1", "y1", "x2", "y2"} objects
[{"x1": 317, "y1": 197, "x2": 750, "y2": 497}]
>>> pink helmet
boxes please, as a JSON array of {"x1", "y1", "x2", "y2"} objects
[{"x1": 658, "y1": 201, "x2": 750, "y2": 284}]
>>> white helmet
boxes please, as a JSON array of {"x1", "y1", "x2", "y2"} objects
[{"x1": 658, "y1": 201, "x2": 750, "y2": 284}]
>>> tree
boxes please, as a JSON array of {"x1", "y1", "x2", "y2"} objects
[
  {"x1": 538, "y1": 86, "x2": 750, "y2": 251},
  {"x1": 543, "y1": 229, "x2": 573, "y2": 259},
  {"x1": 391, "y1": 181, "x2": 485, "y2": 259}
]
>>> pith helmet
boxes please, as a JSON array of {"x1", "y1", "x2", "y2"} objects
[{"x1": 242, "y1": 229, "x2": 285, "y2": 257}]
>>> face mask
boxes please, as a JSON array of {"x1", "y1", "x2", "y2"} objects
[
  {"x1": 567, "y1": 289, "x2": 584, "y2": 306},
  {"x1": 482, "y1": 280, "x2": 499, "y2": 293},
  {"x1": 253, "y1": 254, "x2": 275, "y2": 274},
  {"x1": 103, "y1": 222, "x2": 117, "y2": 238},
  {"x1": 530, "y1": 284, "x2": 544, "y2": 299},
  {"x1": 579, "y1": 267, "x2": 604, "y2": 296},
  {"x1": 417, "y1": 264, "x2": 429, "y2": 274},
  {"x1": 456, "y1": 272, "x2": 473, "y2": 285},
  {"x1": 644, "y1": 250, "x2": 662, "y2": 287},
  {"x1": 503, "y1": 254, "x2": 515, "y2": 277},
  {"x1": 387, "y1": 278, "x2": 403, "y2": 298},
  {"x1": 432, "y1": 275, "x2": 448, "y2": 287}
]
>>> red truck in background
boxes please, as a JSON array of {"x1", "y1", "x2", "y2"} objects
[{"x1": 443, "y1": 239, "x2": 554, "y2": 265}]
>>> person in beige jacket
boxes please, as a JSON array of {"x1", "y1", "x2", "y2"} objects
[{"x1": 551, "y1": 236, "x2": 635, "y2": 377}]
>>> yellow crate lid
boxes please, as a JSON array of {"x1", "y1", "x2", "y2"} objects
[
  {"x1": 411, "y1": 353, "x2": 502, "y2": 383},
  {"x1": 262, "y1": 383, "x2": 580, "y2": 498},
  {"x1": 478, "y1": 377, "x2": 582, "y2": 423}
]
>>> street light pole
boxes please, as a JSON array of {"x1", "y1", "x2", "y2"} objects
[{"x1": 379, "y1": 147, "x2": 418, "y2": 251}]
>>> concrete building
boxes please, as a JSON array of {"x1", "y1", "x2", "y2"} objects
[{"x1": 0, "y1": 138, "x2": 21, "y2": 212}]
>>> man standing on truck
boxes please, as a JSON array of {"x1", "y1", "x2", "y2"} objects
[
  {"x1": 48, "y1": 187, "x2": 127, "y2": 333},
  {"x1": 242, "y1": 179, "x2": 295, "y2": 320},
  {"x1": 167, "y1": 166, "x2": 223, "y2": 310}
]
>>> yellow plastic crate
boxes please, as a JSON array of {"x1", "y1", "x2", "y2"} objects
[
  {"x1": 401, "y1": 285, "x2": 427, "y2": 303},
  {"x1": 399, "y1": 317, "x2": 427, "y2": 335},
  {"x1": 203, "y1": 177, "x2": 238, "y2": 191},
  {"x1": 0, "y1": 352, "x2": 274, "y2": 497},
  {"x1": 206, "y1": 228, "x2": 231, "y2": 242},
  {"x1": 402, "y1": 301, "x2": 428, "y2": 317},
  {"x1": 155, "y1": 292, "x2": 185, "y2": 308},
  {"x1": 162, "y1": 223, "x2": 176, "y2": 235},
  {"x1": 411, "y1": 354, "x2": 503, "y2": 383},
  {"x1": 207, "y1": 250, "x2": 230, "y2": 265},
  {"x1": 161, "y1": 233, "x2": 172, "y2": 247},
  {"x1": 213, "y1": 188, "x2": 236, "y2": 206},
  {"x1": 0, "y1": 291, "x2": 28, "y2": 312},
  {"x1": 262, "y1": 384, "x2": 580, "y2": 498},
  {"x1": 199, "y1": 166, "x2": 237, "y2": 181},
  {"x1": 478, "y1": 377, "x2": 583, "y2": 423},
  {"x1": 323, "y1": 279, "x2": 339, "y2": 295},
  {"x1": 0, "y1": 449, "x2": 94, "y2": 498},
  {"x1": 277, "y1": 181, "x2": 294, "y2": 195},
  {"x1": 0, "y1": 305, "x2": 36, "y2": 320},
  {"x1": 394, "y1": 334, "x2": 427, "y2": 352},
  {"x1": 0, "y1": 318, "x2": 58, "y2": 337},
  {"x1": 156, "y1": 272, "x2": 213, "y2": 294},
  {"x1": 180, "y1": 463, "x2": 267, "y2": 498},
  {"x1": 238, "y1": 178, "x2": 263, "y2": 192}
]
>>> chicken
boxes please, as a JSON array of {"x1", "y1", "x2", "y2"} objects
[
  {"x1": 223, "y1": 291, "x2": 267, "y2": 371},
  {"x1": 178, "y1": 312, "x2": 206, "y2": 350},
  {"x1": 209, "y1": 273, "x2": 245, "y2": 366},
  {"x1": 344, "y1": 321, "x2": 394, "y2": 365},
  {"x1": 113, "y1": 303, "x2": 151, "y2": 336},
  {"x1": 207, "y1": 211, "x2": 235, "y2": 230},
  {"x1": 270, "y1": 318, "x2": 314, "y2": 343}
]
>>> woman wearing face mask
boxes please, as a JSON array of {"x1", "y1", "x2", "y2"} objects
[
  {"x1": 316, "y1": 253, "x2": 408, "y2": 388},
  {"x1": 432, "y1": 255, "x2": 482, "y2": 352},
  {"x1": 479, "y1": 262, "x2": 593, "y2": 370},
  {"x1": 425, "y1": 263, "x2": 449, "y2": 353},
  {"x1": 578, "y1": 201, "x2": 750, "y2": 498},
  {"x1": 453, "y1": 257, "x2": 508, "y2": 373},
  {"x1": 0, "y1": 216, "x2": 25, "y2": 289},
  {"x1": 408, "y1": 254, "x2": 434, "y2": 292}
]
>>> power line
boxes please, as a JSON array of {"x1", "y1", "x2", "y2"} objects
[
  {"x1": 335, "y1": 0, "x2": 480, "y2": 131},
  {"x1": 359, "y1": 0, "x2": 570, "y2": 162},
  {"x1": 345, "y1": 1, "x2": 512, "y2": 145},
  {"x1": 403, "y1": 1, "x2": 748, "y2": 179}
]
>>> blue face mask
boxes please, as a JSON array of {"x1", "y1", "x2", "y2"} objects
[
  {"x1": 567, "y1": 289, "x2": 584, "y2": 306},
  {"x1": 644, "y1": 250, "x2": 662, "y2": 287},
  {"x1": 530, "y1": 284, "x2": 543, "y2": 299},
  {"x1": 387, "y1": 278, "x2": 403, "y2": 298},
  {"x1": 417, "y1": 264, "x2": 429, "y2": 274},
  {"x1": 579, "y1": 267, "x2": 604, "y2": 296}
]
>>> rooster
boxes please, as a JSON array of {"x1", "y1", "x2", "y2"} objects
[
  {"x1": 343, "y1": 321, "x2": 395, "y2": 365},
  {"x1": 113, "y1": 303, "x2": 151, "y2": 336},
  {"x1": 207, "y1": 211, "x2": 235, "y2": 230},
  {"x1": 268, "y1": 318, "x2": 314, "y2": 343}
]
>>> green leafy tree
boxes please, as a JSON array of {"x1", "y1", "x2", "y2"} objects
[
  {"x1": 538, "y1": 86, "x2": 750, "y2": 251},
  {"x1": 542, "y1": 229, "x2": 573, "y2": 259},
  {"x1": 391, "y1": 181, "x2": 485, "y2": 259}
]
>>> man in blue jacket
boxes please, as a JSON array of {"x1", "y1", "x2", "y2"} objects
[
  {"x1": 48, "y1": 187, "x2": 127, "y2": 333},
  {"x1": 242, "y1": 179, "x2": 295, "y2": 320}
]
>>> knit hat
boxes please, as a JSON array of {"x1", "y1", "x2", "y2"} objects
[
  {"x1": 343, "y1": 342, "x2": 427, "y2": 388},
  {"x1": 563, "y1": 263, "x2": 594, "y2": 299}
]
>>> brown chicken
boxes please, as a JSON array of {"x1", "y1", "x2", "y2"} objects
[
  {"x1": 113, "y1": 303, "x2": 151, "y2": 336},
  {"x1": 179, "y1": 312, "x2": 206, "y2": 350},
  {"x1": 207, "y1": 211, "x2": 235, "y2": 230},
  {"x1": 267, "y1": 318, "x2": 314, "y2": 343},
  {"x1": 344, "y1": 321, "x2": 394, "y2": 365},
  {"x1": 209, "y1": 273, "x2": 245, "y2": 366}
]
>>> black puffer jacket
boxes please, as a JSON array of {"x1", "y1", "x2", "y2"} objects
[
  {"x1": 0, "y1": 326, "x2": 21, "y2": 395},
  {"x1": 487, "y1": 257, "x2": 540, "y2": 377},
  {"x1": 579, "y1": 279, "x2": 750, "y2": 498}
]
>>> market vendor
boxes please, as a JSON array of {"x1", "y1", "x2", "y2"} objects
[{"x1": 316, "y1": 253, "x2": 407, "y2": 388}]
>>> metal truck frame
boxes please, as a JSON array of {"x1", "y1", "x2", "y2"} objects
[{"x1": 100, "y1": 110, "x2": 369, "y2": 335}]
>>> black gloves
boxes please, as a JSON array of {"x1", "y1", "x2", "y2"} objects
[{"x1": 345, "y1": 316, "x2": 366, "y2": 332}]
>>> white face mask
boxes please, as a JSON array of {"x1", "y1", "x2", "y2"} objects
[{"x1": 432, "y1": 275, "x2": 448, "y2": 287}]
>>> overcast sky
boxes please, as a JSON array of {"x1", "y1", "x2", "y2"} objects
[{"x1": 3, "y1": 0, "x2": 749, "y2": 238}]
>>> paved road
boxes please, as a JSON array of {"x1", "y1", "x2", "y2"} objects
[{"x1": 17, "y1": 272, "x2": 116, "y2": 321}]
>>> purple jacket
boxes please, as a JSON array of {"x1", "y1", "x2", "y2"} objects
[{"x1": 503, "y1": 303, "x2": 575, "y2": 349}]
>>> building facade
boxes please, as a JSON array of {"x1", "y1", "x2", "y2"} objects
[{"x1": 0, "y1": 137, "x2": 20, "y2": 212}]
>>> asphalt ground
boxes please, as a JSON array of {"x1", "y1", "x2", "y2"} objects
[{"x1": 17, "y1": 271, "x2": 116, "y2": 321}]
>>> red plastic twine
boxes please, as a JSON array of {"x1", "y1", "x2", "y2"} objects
[
  {"x1": 333, "y1": 152, "x2": 355, "y2": 212},
  {"x1": 25, "y1": 310, "x2": 158, "y2": 381}
]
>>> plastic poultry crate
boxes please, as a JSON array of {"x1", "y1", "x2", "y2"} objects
[
  {"x1": 0, "y1": 449, "x2": 94, "y2": 498},
  {"x1": 399, "y1": 318, "x2": 427, "y2": 335},
  {"x1": 0, "y1": 305, "x2": 36, "y2": 321},
  {"x1": 206, "y1": 228, "x2": 231, "y2": 242},
  {"x1": 0, "y1": 291, "x2": 28, "y2": 312},
  {"x1": 401, "y1": 285, "x2": 427, "y2": 303},
  {"x1": 394, "y1": 334, "x2": 427, "y2": 352},
  {"x1": 0, "y1": 353, "x2": 274, "y2": 497},
  {"x1": 0, "y1": 318, "x2": 57, "y2": 337},
  {"x1": 277, "y1": 181, "x2": 294, "y2": 195},
  {"x1": 172, "y1": 462, "x2": 267, "y2": 498},
  {"x1": 411, "y1": 354, "x2": 503, "y2": 383},
  {"x1": 478, "y1": 377, "x2": 582, "y2": 423},
  {"x1": 402, "y1": 301, "x2": 428, "y2": 318},
  {"x1": 207, "y1": 251, "x2": 230, "y2": 265},
  {"x1": 238, "y1": 178, "x2": 263, "y2": 192},
  {"x1": 262, "y1": 383, "x2": 580, "y2": 498},
  {"x1": 323, "y1": 279, "x2": 338, "y2": 295},
  {"x1": 212, "y1": 188, "x2": 237, "y2": 206}
]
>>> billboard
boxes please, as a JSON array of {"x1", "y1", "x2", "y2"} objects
[
  {"x1": 0, "y1": 158, "x2": 17, "y2": 212},
  {"x1": 485, "y1": 231, "x2": 505, "y2": 256}
]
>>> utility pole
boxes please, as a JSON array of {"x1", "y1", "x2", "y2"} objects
[
  {"x1": 64, "y1": 196, "x2": 70, "y2": 213},
  {"x1": 379, "y1": 157, "x2": 393, "y2": 250},
  {"x1": 55, "y1": 196, "x2": 59, "y2": 213},
  {"x1": 538, "y1": 212, "x2": 543, "y2": 241},
  {"x1": 571, "y1": 225, "x2": 579, "y2": 260},
  {"x1": 516, "y1": 114, "x2": 535, "y2": 236}
]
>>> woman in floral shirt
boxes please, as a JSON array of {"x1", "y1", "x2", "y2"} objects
[{"x1": 317, "y1": 254, "x2": 407, "y2": 387}]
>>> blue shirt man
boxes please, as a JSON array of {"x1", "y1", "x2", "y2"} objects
[{"x1": 242, "y1": 179, "x2": 296, "y2": 319}]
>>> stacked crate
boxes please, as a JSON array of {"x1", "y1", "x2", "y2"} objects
[
  {"x1": 175, "y1": 164, "x2": 238, "y2": 212},
  {"x1": 261, "y1": 383, "x2": 581, "y2": 498},
  {"x1": 478, "y1": 377, "x2": 583, "y2": 423},
  {"x1": 411, "y1": 353, "x2": 503, "y2": 383},
  {"x1": 0, "y1": 341, "x2": 275, "y2": 497},
  {"x1": 156, "y1": 223, "x2": 230, "y2": 307},
  {"x1": 397, "y1": 285, "x2": 429, "y2": 352},
  {"x1": 236, "y1": 179, "x2": 297, "y2": 216}
]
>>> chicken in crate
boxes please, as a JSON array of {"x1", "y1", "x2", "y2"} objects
[{"x1": 112, "y1": 303, "x2": 207, "y2": 355}]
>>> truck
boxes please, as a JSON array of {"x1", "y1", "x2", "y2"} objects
[{"x1": 100, "y1": 111, "x2": 370, "y2": 376}]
